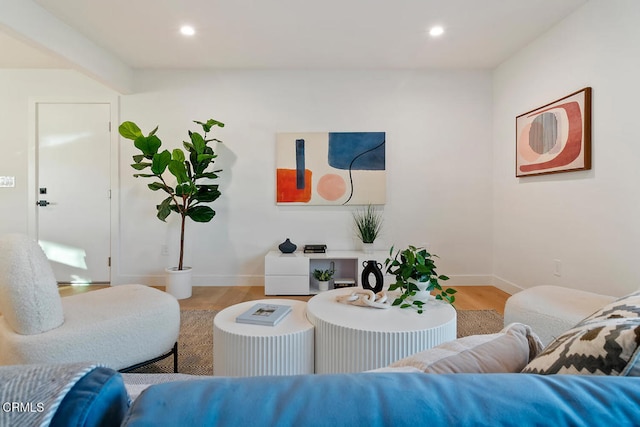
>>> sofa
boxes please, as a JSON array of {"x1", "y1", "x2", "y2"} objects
[
  {"x1": 2, "y1": 364, "x2": 639, "y2": 427},
  {"x1": 3, "y1": 291, "x2": 640, "y2": 426}
]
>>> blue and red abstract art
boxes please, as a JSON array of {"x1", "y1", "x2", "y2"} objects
[{"x1": 276, "y1": 132, "x2": 386, "y2": 205}]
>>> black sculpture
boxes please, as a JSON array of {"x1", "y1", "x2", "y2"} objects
[{"x1": 361, "y1": 260, "x2": 384, "y2": 293}]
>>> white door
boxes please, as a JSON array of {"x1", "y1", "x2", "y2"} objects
[{"x1": 36, "y1": 103, "x2": 111, "y2": 283}]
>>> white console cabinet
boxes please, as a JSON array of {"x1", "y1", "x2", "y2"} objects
[{"x1": 264, "y1": 250, "x2": 391, "y2": 295}]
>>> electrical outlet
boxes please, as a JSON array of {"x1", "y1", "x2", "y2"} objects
[
  {"x1": 553, "y1": 259, "x2": 562, "y2": 277},
  {"x1": 161, "y1": 245, "x2": 169, "y2": 256}
]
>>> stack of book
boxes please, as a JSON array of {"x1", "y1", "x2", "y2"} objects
[
  {"x1": 334, "y1": 278, "x2": 357, "y2": 289},
  {"x1": 304, "y1": 244, "x2": 327, "y2": 253}
]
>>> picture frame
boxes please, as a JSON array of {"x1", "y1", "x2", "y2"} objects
[
  {"x1": 516, "y1": 87, "x2": 592, "y2": 177},
  {"x1": 276, "y1": 132, "x2": 386, "y2": 205}
]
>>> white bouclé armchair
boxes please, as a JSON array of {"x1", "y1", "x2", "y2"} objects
[{"x1": 0, "y1": 233, "x2": 180, "y2": 371}]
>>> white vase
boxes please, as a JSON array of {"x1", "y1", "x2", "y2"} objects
[
  {"x1": 318, "y1": 280, "x2": 330, "y2": 292},
  {"x1": 165, "y1": 266, "x2": 193, "y2": 299},
  {"x1": 407, "y1": 278, "x2": 432, "y2": 302},
  {"x1": 362, "y1": 242, "x2": 375, "y2": 254}
]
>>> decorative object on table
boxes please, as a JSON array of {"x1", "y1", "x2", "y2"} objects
[
  {"x1": 336, "y1": 289, "x2": 390, "y2": 309},
  {"x1": 276, "y1": 132, "x2": 386, "y2": 205},
  {"x1": 313, "y1": 267, "x2": 335, "y2": 292},
  {"x1": 278, "y1": 238, "x2": 297, "y2": 254},
  {"x1": 304, "y1": 244, "x2": 327, "y2": 253},
  {"x1": 353, "y1": 203, "x2": 383, "y2": 253},
  {"x1": 119, "y1": 118, "x2": 225, "y2": 300},
  {"x1": 516, "y1": 87, "x2": 591, "y2": 177},
  {"x1": 235, "y1": 303, "x2": 292, "y2": 326},
  {"x1": 361, "y1": 260, "x2": 384, "y2": 293},
  {"x1": 384, "y1": 245, "x2": 456, "y2": 313},
  {"x1": 334, "y1": 278, "x2": 357, "y2": 289}
]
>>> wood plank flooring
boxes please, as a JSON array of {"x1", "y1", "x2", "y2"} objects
[{"x1": 59, "y1": 285, "x2": 510, "y2": 315}]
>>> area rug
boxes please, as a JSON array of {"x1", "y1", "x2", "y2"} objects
[
  {"x1": 457, "y1": 309, "x2": 504, "y2": 338},
  {"x1": 127, "y1": 308, "x2": 504, "y2": 376},
  {"x1": 127, "y1": 309, "x2": 217, "y2": 375}
]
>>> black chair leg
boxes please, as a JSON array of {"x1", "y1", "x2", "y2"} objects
[
  {"x1": 173, "y1": 342, "x2": 179, "y2": 373},
  {"x1": 119, "y1": 342, "x2": 179, "y2": 373}
]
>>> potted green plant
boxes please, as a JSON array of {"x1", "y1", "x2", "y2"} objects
[
  {"x1": 384, "y1": 245, "x2": 456, "y2": 313},
  {"x1": 352, "y1": 204, "x2": 383, "y2": 254},
  {"x1": 313, "y1": 268, "x2": 335, "y2": 292},
  {"x1": 118, "y1": 118, "x2": 224, "y2": 299}
]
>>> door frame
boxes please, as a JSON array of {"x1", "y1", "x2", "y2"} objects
[{"x1": 27, "y1": 96, "x2": 120, "y2": 284}]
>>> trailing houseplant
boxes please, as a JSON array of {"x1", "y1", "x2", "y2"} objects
[
  {"x1": 384, "y1": 245, "x2": 456, "y2": 313},
  {"x1": 118, "y1": 119, "x2": 224, "y2": 296},
  {"x1": 353, "y1": 204, "x2": 383, "y2": 253}
]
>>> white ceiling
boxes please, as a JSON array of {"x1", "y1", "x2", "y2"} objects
[{"x1": 2, "y1": 0, "x2": 588, "y2": 70}]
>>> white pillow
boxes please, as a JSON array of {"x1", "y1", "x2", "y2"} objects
[
  {"x1": 382, "y1": 323, "x2": 543, "y2": 374},
  {"x1": 0, "y1": 234, "x2": 64, "y2": 335}
]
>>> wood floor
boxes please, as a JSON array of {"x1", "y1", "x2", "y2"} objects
[{"x1": 59, "y1": 285, "x2": 510, "y2": 315}]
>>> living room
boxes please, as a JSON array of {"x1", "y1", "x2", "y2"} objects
[
  {"x1": 1, "y1": 1, "x2": 640, "y2": 425},
  {"x1": 1, "y1": 1, "x2": 638, "y2": 300}
]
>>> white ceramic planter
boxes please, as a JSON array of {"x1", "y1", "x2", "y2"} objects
[
  {"x1": 318, "y1": 280, "x2": 330, "y2": 292},
  {"x1": 361, "y1": 242, "x2": 375, "y2": 254},
  {"x1": 165, "y1": 266, "x2": 193, "y2": 299},
  {"x1": 407, "y1": 278, "x2": 433, "y2": 302}
]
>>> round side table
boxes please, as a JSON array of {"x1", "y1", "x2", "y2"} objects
[
  {"x1": 213, "y1": 299, "x2": 314, "y2": 376},
  {"x1": 306, "y1": 289, "x2": 456, "y2": 373}
]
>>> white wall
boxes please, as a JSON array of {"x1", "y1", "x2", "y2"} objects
[
  {"x1": 118, "y1": 69, "x2": 494, "y2": 286},
  {"x1": 0, "y1": 68, "x2": 492, "y2": 287},
  {"x1": 492, "y1": 0, "x2": 640, "y2": 296}
]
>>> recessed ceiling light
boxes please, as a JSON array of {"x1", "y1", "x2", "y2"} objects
[
  {"x1": 180, "y1": 25, "x2": 196, "y2": 36},
  {"x1": 429, "y1": 26, "x2": 444, "y2": 37}
]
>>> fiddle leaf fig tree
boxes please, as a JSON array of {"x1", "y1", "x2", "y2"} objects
[{"x1": 119, "y1": 119, "x2": 225, "y2": 270}]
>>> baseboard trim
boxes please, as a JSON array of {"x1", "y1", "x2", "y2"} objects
[
  {"x1": 491, "y1": 275, "x2": 523, "y2": 295},
  {"x1": 445, "y1": 274, "x2": 494, "y2": 286},
  {"x1": 113, "y1": 273, "x2": 523, "y2": 291},
  {"x1": 113, "y1": 274, "x2": 265, "y2": 287}
]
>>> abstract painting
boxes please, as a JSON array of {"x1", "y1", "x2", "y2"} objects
[
  {"x1": 276, "y1": 132, "x2": 386, "y2": 205},
  {"x1": 516, "y1": 87, "x2": 591, "y2": 177}
]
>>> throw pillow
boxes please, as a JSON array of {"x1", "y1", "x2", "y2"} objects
[
  {"x1": 381, "y1": 323, "x2": 543, "y2": 374},
  {"x1": 581, "y1": 290, "x2": 640, "y2": 323},
  {"x1": 522, "y1": 290, "x2": 640, "y2": 376}
]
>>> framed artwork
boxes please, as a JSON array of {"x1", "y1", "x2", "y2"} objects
[
  {"x1": 516, "y1": 87, "x2": 592, "y2": 177},
  {"x1": 276, "y1": 132, "x2": 386, "y2": 205}
]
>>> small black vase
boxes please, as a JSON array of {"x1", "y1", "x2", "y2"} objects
[
  {"x1": 278, "y1": 238, "x2": 297, "y2": 254},
  {"x1": 361, "y1": 260, "x2": 384, "y2": 293}
]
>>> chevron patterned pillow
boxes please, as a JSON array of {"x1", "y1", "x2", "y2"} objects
[
  {"x1": 581, "y1": 290, "x2": 640, "y2": 322},
  {"x1": 522, "y1": 290, "x2": 640, "y2": 376}
]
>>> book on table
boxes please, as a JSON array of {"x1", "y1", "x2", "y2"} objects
[
  {"x1": 334, "y1": 278, "x2": 356, "y2": 289},
  {"x1": 304, "y1": 244, "x2": 327, "y2": 253},
  {"x1": 236, "y1": 303, "x2": 292, "y2": 326}
]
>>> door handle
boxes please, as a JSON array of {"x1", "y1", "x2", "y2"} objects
[{"x1": 37, "y1": 200, "x2": 51, "y2": 207}]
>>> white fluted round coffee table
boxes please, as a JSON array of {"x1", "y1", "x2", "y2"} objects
[
  {"x1": 213, "y1": 299, "x2": 314, "y2": 376},
  {"x1": 306, "y1": 289, "x2": 456, "y2": 373}
]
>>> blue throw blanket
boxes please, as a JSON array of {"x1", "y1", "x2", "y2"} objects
[
  {"x1": 0, "y1": 363, "x2": 128, "y2": 427},
  {"x1": 0, "y1": 363, "x2": 98, "y2": 427}
]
